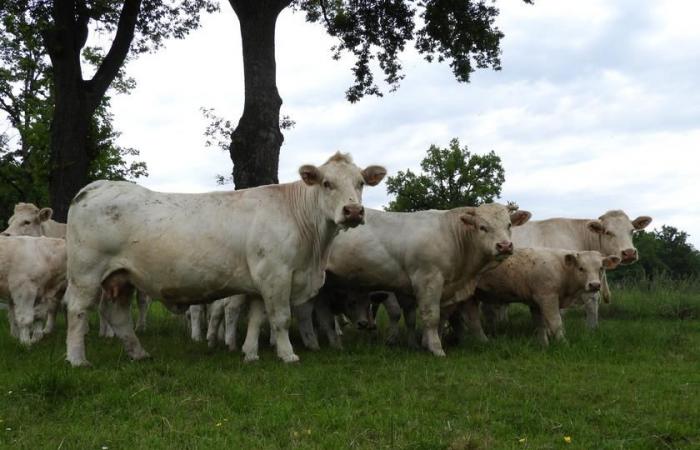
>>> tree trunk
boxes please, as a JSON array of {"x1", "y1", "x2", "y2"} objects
[
  {"x1": 229, "y1": 0, "x2": 291, "y2": 189},
  {"x1": 48, "y1": 70, "x2": 92, "y2": 222}
]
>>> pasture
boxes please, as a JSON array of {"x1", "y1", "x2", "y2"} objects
[{"x1": 1, "y1": 282, "x2": 699, "y2": 449}]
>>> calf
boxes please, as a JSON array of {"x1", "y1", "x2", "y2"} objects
[
  {"x1": 0, "y1": 236, "x2": 66, "y2": 345},
  {"x1": 467, "y1": 249, "x2": 621, "y2": 345}
]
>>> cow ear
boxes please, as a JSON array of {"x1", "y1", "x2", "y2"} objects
[
  {"x1": 510, "y1": 210, "x2": 531, "y2": 227},
  {"x1": 632, "y1": 216, "x2": 652, "y2": 230},
  {"x1": 362, "y1": 166, "x2": 387, "y2": 186},
  {"x1": 460, "y1": 209, "x2": 479, "y2": 231},
  {"x1": 38, "y1": 207, "x2": 53, "y2": 222},
  {"x1": 587, "y1": 220, "x2": 606, "y2": 235},
  {"x1": 564, "y1": 253, "x2": 577, "y2": 267},
  {"x1": 603, "y1": 255, "x2": 621, "y2": 270},
  {"x1": 299, "y1": 165, "x2": 322, "y2": 186}
]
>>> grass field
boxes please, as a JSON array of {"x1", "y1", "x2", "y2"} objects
[{"x1": 1, "y1": 283, "x2": 699, "y2": 449}]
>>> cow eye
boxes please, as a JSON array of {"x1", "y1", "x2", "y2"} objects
[
  {"x1": 507, "y1": 223, "x2": 512, "y2": 230},
  {"x1": 579, "y1": 267, "x2": 585, "y2": 272},
  {"x1": 22, "y1": 220, "x2": 31, "y2": 226},
  {"x1": 358, "y1": 180, "x2": 365, "y2": 188},
  {"x1": 323, "y1": 181, "x2": 333, "y2": 189},
  {"x1": 606, "y1": 231, "x2": 615, "y2": 237},
  {"x1": 479, "y1": 225, "x2": 488, "y2": 232}
]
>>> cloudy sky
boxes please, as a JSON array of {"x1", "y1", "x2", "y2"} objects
[{"x1": 109, "y1": 0, "x2": 700, "y2": 245}]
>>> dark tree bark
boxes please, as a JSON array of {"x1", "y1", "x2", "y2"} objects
[
  {"x1": 42, "y1": 0, "x2": 141, "y2": 221},
  {"x1": 228, "y1": 0, "x2": 291, "y2": 189}
]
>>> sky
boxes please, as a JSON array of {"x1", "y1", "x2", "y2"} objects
[{"x1": 108, "y1": 0, "x2": 700, "y2": 246}]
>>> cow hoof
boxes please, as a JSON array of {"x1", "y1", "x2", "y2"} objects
[
  {"x1": 281, "y1": 353, "x2": 300, "y2": 363},
  {"x1": 207, "y1": 339, "x2": 216, "y2": 349},
  {"x1": 244, "y1": 353, "x2": 259, "y2": 363},
  {"x1": 227, "y1": 345, "x2": 238, "y2": 352},
  {"x1": 67, "y1": 358, "x2": 92, "y2": 368},
  {"x1": 129, "y1": 349, "x2": 151, "y2": 361},
  {"x1": 431, "y1": 349, "x2": 447, "y2": 357}
]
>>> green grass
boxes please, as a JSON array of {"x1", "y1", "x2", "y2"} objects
[{"x1": 1, "y1": 285, "x2": 699, "y2": 449}]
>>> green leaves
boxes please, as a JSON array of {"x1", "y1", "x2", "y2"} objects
[
  {"x1": 295, "y1": 0, "x2": 532, "y2": 102},
  {"x1": 385, "y1": 137, "x2": 505, "y2": 212}
]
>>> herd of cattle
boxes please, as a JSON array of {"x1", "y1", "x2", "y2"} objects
[{"x1": 0, "y1": 152, "x2": 653, "y2": 366}]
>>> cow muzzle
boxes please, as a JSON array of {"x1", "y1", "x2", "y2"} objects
[
  {"x1": 495, "y1": 240, "x2": 514, "y2": 256},
  {"x1": 341, "y1": 204, "x2": 365, "y2": 227},
  {"x1": 587, "y1": 281, "x2": 601, "y2": 292},
  {"x1": 621, "y1": 249, "x2": 638, "y2": 264}
]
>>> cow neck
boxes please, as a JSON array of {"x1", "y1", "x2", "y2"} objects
[
  {"x1": 287, "y1": 181, "x2": 338, "y2": 269},
  {"x1": 444, "y1": 211, "x2": 490, "y2": 280}
]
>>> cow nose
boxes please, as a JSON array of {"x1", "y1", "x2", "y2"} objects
[
  {"x1": 343, "y1": 204, "x2": 365, "y2": 225},
  {"x1": 357, "y1": 320, "x2": 368, "y2": 329},
  {"x1": 588, "y1": 282, "x2": 601, "y2": 292},
  {"x1": 621, "y1": 249, "x2": 637, "y2": 262},
  {"x1": 496, "y1": 241, "x2": 513, "y2": 255}
]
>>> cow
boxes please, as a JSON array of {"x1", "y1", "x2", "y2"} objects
[
  {"x1": 63, "y1": 152, "x2": 386, "y2": 366},
  {"x1": 206, "y1": 295, "x2": 246, "y2": 350},
  {"x1": 320, "y1": 203, "x2": 532, "y2": 357},
  {"x1": 293, "y1": 282, "x2": 375, "y2": 351},
  {"x1": 2, "y1": 202, "x2": 151, "y2": 334},
  {"x1": 466, "y1": 248, "x2": 621, "y2": 345},
  {"x1": 492, "y1": 210, "x2": 653, "y2": 328},
  {"x1": 0, "y1": 236, "x2": 67, "y2": 345},
  {"x1": 1, "y1": 203, "x2": 67, "y2": 238}
]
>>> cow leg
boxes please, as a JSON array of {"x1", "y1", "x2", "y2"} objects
[
  {"x1": 529, "y1": 305, "x2": 548, "y2": 347},
  {"x1": 403, "y1": 302, "x2": 419, "y2": 348},
  {"x1": 383, "y1": 294, "x2": 403, "y2": 346},
  {"x1": 101, "y1": 293, "x2": 150, "y2": 361},
  {"x1": 414, "y1": 274, "x2": 446, "y2": 357},
  {"x1": 242, "y1": 297, "x2": 266, "y2": 362},
  {"x1": 583, "y1": 293, "x2": 600, "y2": 329},
  {"x1": 11, "y1": 285, "x2": 38, "y2": 346},
  {"x1": 42, "y1": 296, "x2": 61, "y2": 335},
  {"x1": 98, "y1": 296, "x2": 116, "y2": 338},
  {"x1": 135, "y1": 290, "x2": 151, "y2": 332},
  {"x1": 461, "y1": 299, "x2": 488, "y2": 343},
  {"x1": 207, "y1": 301, "x2": 225, "y2": 348},
  {"x1": 7, "y1": 303, "x2": 18, "y2": 338},
  {"x1": 65, "y1": 283, "x2": 100, "y2": 367},
  {"x1": 315, "y1": 297, "x2": 342, "y2": 350},
  {"x1": 189, "y1": 305, "x2": 205, "y2": 342},
  {"x1": 295, "y1": 300, "x2": 320, "y2": 351},
  {"x1": 538, "y1": 295, "x2": 566, "y2": 344},
  {"x1": 218, "y1": 321, "x2": 225, "y2": 342},
  {"x1": 224, "y1": 295, "x2": 245, "y2": 351},
  {"x1": 259, "y1": 275, "x2": 298, "y2": 363}
]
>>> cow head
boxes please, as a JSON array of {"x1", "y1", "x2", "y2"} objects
[
  {"x1": 299, "y1": 152, "x2": 386, "y2": 229},
  {"x1": 1, "y1": 203, "x2": 52, "y2": 237},
  {"x1": 565, "y1": 251, "x2": 621, "y2": 292},
  {"x1": 586, "y1": 210, "x2": 652, "y2": 265},
  {"x1": 459, "y1": 203, "x2": 532, "y2": 261},
  {"x1": 337, "y1": 290, "x2": 375, "y2": 330}
]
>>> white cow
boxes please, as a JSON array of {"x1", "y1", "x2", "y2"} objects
[
  {"x1": 2, "y1": 202, "x2": 67, "y2": 238},
  {"x1": 0, "y1": 236, "x2": 66, "y2": 345},
  {"x1": 322, "y1": 204, "x2": 532, "y2": 357},
  {"x1": 63, "y1": 152, "x2": 386, "y2": 366},
  {"x1": 468, "y1": 249, "x2": 621, "y2": 345},
  {"x1": 503, "y1": 210, "x2": 652, "y2": 328}
]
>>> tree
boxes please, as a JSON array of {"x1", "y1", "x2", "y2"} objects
[
  {"x1": 1, "y1": 0, "x2": 216, "y2": 221},
  {"x1": 608, "y1": 226, "x2": 700, "y2": 282},
  {"x1": 0, "y1": 9, "x2": 148, "y2": 222},
  {"x1": 226, "y1": 0, "x2": 533, "y2": 190},
  {"x1": 385, "y1": 138, "x2": 505, "y2": 212}
]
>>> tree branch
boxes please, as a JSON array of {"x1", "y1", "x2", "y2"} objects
[{"x1": 88, "y1": 0, "x2": 142, "y2": 107}]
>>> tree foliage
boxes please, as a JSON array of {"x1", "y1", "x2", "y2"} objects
[
  {"x1": 0, "y1": 6, "x2": 148, "y2": 223},
  {"x1": 385, "y1": 138, "x2": 505, "y2": 212},
  {"x1": 608, "y1": 226, "x2": 700, "y2": 282},
  {"x1": 293, "y1": 0, "x2": 533, "y2": 102}
]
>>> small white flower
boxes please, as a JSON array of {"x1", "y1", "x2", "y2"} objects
[
  {"x1": 5, "y1": 427, "x2": 11, "y2": 431},
  {"x1": 101, "y1": 446, "x2": 109, "y2": 450},
  {"x1": 7, "y1": 391, "x2": 12, "y2": 395}
]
